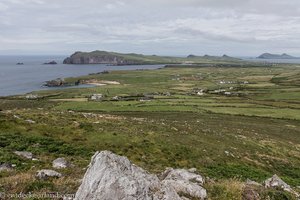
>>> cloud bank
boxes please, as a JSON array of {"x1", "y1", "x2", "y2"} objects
[{"x1": 0, "y1": 0, "x2": 299, "y2": 56}]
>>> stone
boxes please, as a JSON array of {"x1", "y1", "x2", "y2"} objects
[
  {"x1": 36, "y1": 169, "x2": 62, "y2": 180},
  {"x1": 264, "y1": 175, "x2": 300, "y2": 197},
  {"x1": 161, "y1": 168, "x2": 207, "y2": 199},
  {"x1": 0, "y1": 163, "x2": 13, "y2": 172},
  {"x1": 14, "y1": 151, "x2": 33, "y2": 159},
  {"x1": 52, "y1": 158, "x2": 70, "y2": 169},
  {"x1": 264, "y1": 174, "x2": 292, "y2": 192},
  {"x1": 75, "y1": 151, "x2": 207, "y2": 200},
  {"x1": 242, "y1": 185, "x2": 260, "y2": 200}
]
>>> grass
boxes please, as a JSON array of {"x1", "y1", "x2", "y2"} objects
[{"x1": 0, "y1": 64, "x2": 300, "y2": 199}]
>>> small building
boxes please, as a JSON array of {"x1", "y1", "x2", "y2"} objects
[
  {"x1": 90, "y1": 94, "x2": 103, "y2": 101},
  {"x1": 26, "y1": 94, "x2": 38, "y2": 100}
]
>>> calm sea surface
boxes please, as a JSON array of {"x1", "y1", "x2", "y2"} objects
[{"x1": 0, "y1": 55, "x2": 163, "y2": 96}]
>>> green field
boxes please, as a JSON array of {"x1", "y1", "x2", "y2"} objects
[{"x1": 1, "y1": 64, "x2": 300, "y2": 199}]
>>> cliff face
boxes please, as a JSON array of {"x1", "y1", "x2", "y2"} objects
[{"x1": 63, "y1": 51, "x2": 143, "y2": 65}]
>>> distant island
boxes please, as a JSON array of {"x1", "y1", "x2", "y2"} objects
[
  {"x1": 187, "y1": 54, "x2": 241, "y2": 61},
  {"x1": 257, "y1": 53, "x2": 298, "y2": 59},
  {"x1": 63, "y1": 50, "x2": 242, "y2": 65},
  {"x1": 44, "y1": 61, "x2": 57, "y2": 65}
]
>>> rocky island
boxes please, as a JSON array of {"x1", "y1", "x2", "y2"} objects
[
  {"x1": 43, "y1": 61, "x2": 58, "y2": 65},
  {"x1": 187, "y1": 54, "x2": 241, "y2": 61},
  {"x1": 257, "y1": 53, "x2": 298, "y2": 59}
]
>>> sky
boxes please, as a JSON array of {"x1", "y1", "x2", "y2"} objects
[{"x1": 0, "y1": 0, "x2": 299, "y2": 56}]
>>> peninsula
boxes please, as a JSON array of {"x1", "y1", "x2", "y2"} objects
[{"x1": 63, "y1": 50, "x2": 242, "y2": 65}]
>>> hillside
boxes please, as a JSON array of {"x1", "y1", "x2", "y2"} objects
[
  {"x1": 1, "y1": 64, "x2": 300, "y2": 199},
  {"x1": 63, "y1": 50, "x2": 242, "y2": 65}
]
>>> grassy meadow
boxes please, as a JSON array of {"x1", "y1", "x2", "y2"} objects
[{"x1": 0, "y1": 64, "x2": 300, "y2": 199}]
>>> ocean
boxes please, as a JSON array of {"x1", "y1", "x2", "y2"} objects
[{"x1": 0, "y1": 55, "x2": 163, "y2": 97}]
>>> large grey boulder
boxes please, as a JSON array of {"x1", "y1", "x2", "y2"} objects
[
  {"x1": 36, "y1": 169, "x2": 62, "y2": 180},
  {"x1": 75, "y1": 151, "x2": 207, "y2": 200}
]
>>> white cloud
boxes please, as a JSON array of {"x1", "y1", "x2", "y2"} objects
[{"x1": 0, "y1": 0, "x2": 299, "y2": 56}]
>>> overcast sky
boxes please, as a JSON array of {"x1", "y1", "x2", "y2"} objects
[{"x1": 0, "y1": 0, "x2": 299, "y2": 56}]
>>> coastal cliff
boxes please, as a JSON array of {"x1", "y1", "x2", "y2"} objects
[{"x1": 63, "y1": 51, "x2": 152, "y2": 65}]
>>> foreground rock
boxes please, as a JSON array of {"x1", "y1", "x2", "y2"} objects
[
  {"x1": 75, "y1": 151, "x2": 207, "y2": 200},
  {"x1": 14, "y1": 151, "x2": 33, "y2": 159},
  {"x1": 52, "y1": 158, "x2": 71, "y2": 169},
  {"x1": 36, "y1": 169, "x2": 62, "y2": 180},
  {"x1": 161, "y1": 168, "x2": 207, "y2": 199}
]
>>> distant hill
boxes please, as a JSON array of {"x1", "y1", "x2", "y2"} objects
[
  {"x1": 187, "y1": 54, "x2": 241, "y2": 61},
  {"x1": 63, "y1": 50, "x2": 243, "y2": 65},
  {"x1": 257, "y1": 53, "x2": 298, "y2": 59}
]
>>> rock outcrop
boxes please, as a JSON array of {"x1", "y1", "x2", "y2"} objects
[
  {"x1": 44, "y1": 78, "x2": 66, "y2": 87},
  {"x1": 75, "y1": 151, "x2": 207, "y2": 200},
  {"x1": 264, "y1": 174, "x2": 299, "y2": 197}
]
